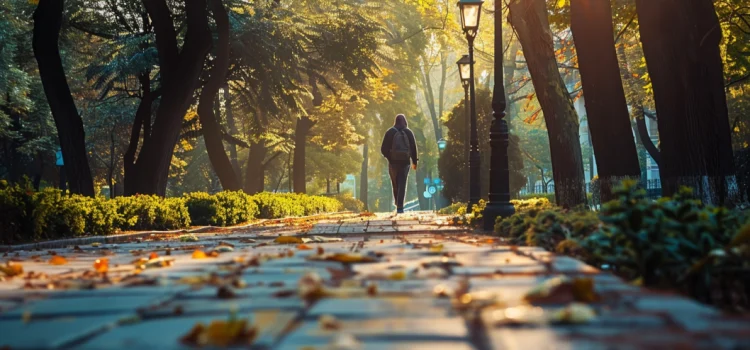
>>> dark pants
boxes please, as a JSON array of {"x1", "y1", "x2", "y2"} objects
[{"x1": 388, "y1": 163, "x2": 410, "y2": 210}]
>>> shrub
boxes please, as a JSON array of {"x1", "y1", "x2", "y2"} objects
[
  {"x1": 114, "y1": 195, "x2": 190, "y2": 231},
  {"x1": 184, "y1": 192, "x2": 220, "y2": 226},
  {"x1": 215, "y1": 191, "x2": 258, "y2": 225},
  {"x1": 331, "y1": 193, "x2": 364, "y2": 213}
]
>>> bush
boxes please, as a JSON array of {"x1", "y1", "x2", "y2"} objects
[
  {"x1": 331, "y1": 193, "x2": 364, "y2": 213},
  {"x1": 184, "y1": 192, "x2": 220, "y2": 226},
  {"x1": 0, "y1": 187, "x2": 344, "y2": 244},
  {"x1": 215, "y1": 191, "x2": 258, "y2": 225},
  {"x1": 113, "y1": 195, "x2": 190, "y2": 231}
]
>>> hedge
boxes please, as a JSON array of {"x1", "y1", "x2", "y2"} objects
[{"x1": 0, "y1": 181, "x2": 344, "y2": 244}]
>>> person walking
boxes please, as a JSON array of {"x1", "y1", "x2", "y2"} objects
[{"x1": 381, "y1": 114, "x2": 418, "y2": 214}]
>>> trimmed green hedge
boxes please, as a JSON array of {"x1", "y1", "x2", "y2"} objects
[{"x1": 0, "y1": 181, "x2": 343, "y2": 244}]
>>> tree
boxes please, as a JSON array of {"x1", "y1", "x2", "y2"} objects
[
  {"x1": 636, "y1": 0, "x2": 735, "y2": 203},
  {"x1": 33, "y1": 0, "x2": 95, "y2": 196},
  {"x1": 439, "y1": 89, "x2": 525, "y2": 202},
  {"x1": 197, "y1": 0, "x2": 241, "y2": 191},
  {"x1": 125, "y1": 0, "x2": 213, "y2": 196},
  {"x1": 570, "y1": 0, "x2": 640, "y2": 202},
  {"x1": 509, "y1": 0, "x2": 586, "y2": 208}
]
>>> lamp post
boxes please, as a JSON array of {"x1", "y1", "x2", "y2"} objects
[
  {"x1": 483, "y1": 0, "x2": 515, "y2": 231},
  {"x1": 457, "y1": 0, "x2": 483, "y2": 209},
  {"x1": 456, "y1": 54, "x2": 472, "y2": 203},
  {"x1": 437, "y1": 138, "x2": 447, "y2": 152}
]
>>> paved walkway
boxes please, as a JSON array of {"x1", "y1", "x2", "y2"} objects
[{"x1": 1, "y1": 212, "x2": 749, "y2": 349}]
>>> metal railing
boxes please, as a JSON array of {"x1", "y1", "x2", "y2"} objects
[{"x1": 519, "y1": 179, "x2": 663, "y2": 199}]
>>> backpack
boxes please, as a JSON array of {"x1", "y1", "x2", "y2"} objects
[{"x1": 390, "y1": 128, "x2": 411, "y2": 162}]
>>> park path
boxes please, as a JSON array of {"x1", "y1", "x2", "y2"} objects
[{"x1": 1, "y1": 212, "x2": 749, "y2": 349}]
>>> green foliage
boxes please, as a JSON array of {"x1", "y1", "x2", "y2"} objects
[
  {"x1": 582, "y1": 180, "x2": 749, "y2": 290},
  {"x1": 0, "y1": 186, "x2": 346, "y2": 244},
  {"x1": 184, "y1": 192, "x2": 220, "y2": 226},
  {"x1": 331, "y1": 193, "x2": 364, "y2": 213},
  {"x1": 215, "y1": 191, "x2": 259, "y2": 226}
]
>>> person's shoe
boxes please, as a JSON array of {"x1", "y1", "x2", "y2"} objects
[{"x1": 396, "y1": 208, "x2": 404, "y2": 214}]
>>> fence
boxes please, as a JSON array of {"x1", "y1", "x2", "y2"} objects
[{"x1": 520, "y1": 179, "x2": 662, "y2": 200}]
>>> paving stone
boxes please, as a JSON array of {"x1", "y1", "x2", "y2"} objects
[
  {"x1": 307, "y1": 297, "x2": 454, "y2": 319},
  {"x1": 280, "y1": 317, "x2": 469, "y2": 347},
  {"x1": 76, "y1": 310, "x2": 297, "y2": 349},
  {"x1": 140, "y1": 296, "x2": 304, "y2": 318},
  {"x1": 632, "y1": 295, "x2": 721, "y2": 332},
  {"x1": 1, "y1": 294, "x2": 163, "y2": 319},
  {"x1": 0, "y1": 314, "x2": 126, "y2": 349},
  {"x1": 552, "y1": 256, "x2": 599, "y2": 274},
  {"x1": 276, "y1": 339, "x2": 477, "y2": 350}
]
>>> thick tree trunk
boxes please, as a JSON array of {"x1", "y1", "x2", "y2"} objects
[
  {"x1": 360, "y1": 142, "x2": 369, "y2": 211},
  {"x1": 197, "y1": 0, "x2": 241, "y2": 191},
  {"x1": 127, "y1": 0, "x2": 212, "y2": 196},
  {"x1": 124, "y1": 74, "x2": 153, "y2": 195},
  {"x1": 570, "y1": 0, "x2": 641, "y2": 202},
  {"x1": 33, "y1": 0, "x2": 95, "y2": 197},
  {"x1": 293, "y1": 116, "x2": 315, "y2": 193},
  {"x1": 224, "y1": 86, "x2": 241, "y2": 181},
  {"x1": 509, "y1": 0, "x2": 587, "y2": 208},
  {"x1": 244, "y1": 139, "x2": 267, "y2": 194},
  {"x1": 636, "y1": 0, "x2": 735, "y2": 203}
]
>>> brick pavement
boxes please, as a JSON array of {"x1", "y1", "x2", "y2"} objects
[{"x1": 1, "y1": 212, "x2": 749, "y2": 349}]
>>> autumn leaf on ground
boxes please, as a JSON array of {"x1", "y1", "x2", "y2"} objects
[
  {"x1": 549, "y1": 302, "x2": 597, "y2": 324},
  {"x1": 93, "y1": 258, "x2": 109, "y2": 273},
  {"x1": 214, "y1": 245, "x2": 234, "y2": 253},
  {"x1": 149, "y1": 252, "x2": 159, "y2": 260},
  {"x1": 308, "y1": 253, "x2": 376, "y2": 263},
  {"x1": 524, "y1": 277, "x2": 599, "y2": 304},
  {"x1": 180, "y1": 318, "x2": 257, "y2": 347},
  {"x1": 192, "y1": 250, "x2": 219, "y2": 259},
  {"x1": 274, "y1": 236, "x2": 303, "y2": 244},
  {"x1": 48, "y1": 256, "x2": 68, "y2": 265},
  {"x1": 297, "y1": 244, "x2": 313, "y2": 250},
  {"x1": 0, "y1": 262, "x2": 23, "y2": 277}
]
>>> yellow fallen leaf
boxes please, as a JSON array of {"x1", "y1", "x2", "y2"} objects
[
  {"x1": 429, "y1": 244, "x2": 444, "y2": 253},
  {"x1": 274, "y1": 236, "x2": 303, "y2": 244},
  {"x1": 297, "y1": 244, "x2": 313, "y2": 250},
  {"x1": 192, "y1": 250, "x2": 208, "y2": 259},
  {"x1": 93, "y1": 258, "x2": 109, "y2": 273},
  {"x1": 0, "y1": 262, "x2": 23, "y2": 277},
  {"x1": 48, "y1": 255, "x2": 68, "y2": 265},
  {"x1": 91, "y1": 242, "x2": 101, "y2": 248},
  {"x1": 149, "y1": 252, "x2": 159, "y2": 260},
  {"x1": 388, "y1": 270, "x2": 406, "y2": 280}
]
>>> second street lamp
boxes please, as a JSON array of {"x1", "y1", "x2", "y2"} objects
[
  {"x1": 457, "y1": 0, "x2": 483, "y2": 208},
  {"x1": 456, "y1": 54, "x2": 472, "y2": 203}
]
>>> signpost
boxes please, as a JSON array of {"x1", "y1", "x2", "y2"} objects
[{"x1": 56, "y1": 148, "x2": 66, "y2": 192}]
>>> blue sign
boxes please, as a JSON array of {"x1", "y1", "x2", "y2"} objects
[
  {"x1": 423, "y1": 190, "x2": 432, "y2": 199},
  {"x1": 433, "y1": 178, "x2": 441, "y2": 185},
  {"x1": 55, "y1": 149, "x2": 64, "y2": 166},
  {"x1": 423, "y1": 178, "x2": 431, "y2": 185},
  {"x1": 428, "y1": 185, "x2": 437, "y2": 195}
]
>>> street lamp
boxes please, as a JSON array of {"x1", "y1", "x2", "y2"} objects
[
  {"x1": 456, "y1": 54, "x2": 472, "y2": 203},
  {"x1": 483, "y1": 0, "x2": 515, "y2": 230},
  {"x1": 457, "y1": 0, "x2": 483, "y2": 208}
]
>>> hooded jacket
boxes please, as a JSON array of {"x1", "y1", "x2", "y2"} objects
[{"x1": 381, "y1": 115, "x2": 418, "y2": 165}]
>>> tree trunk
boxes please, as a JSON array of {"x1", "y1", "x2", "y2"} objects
[
  {"x1": 509, "y1": 0, "x2": 587, "y2": 208},
  {"x1": 293, "y1": 116, "x2": 314, "y2": 193},
  {"x1": 127, "y1": 0, "x2": 212, "y2": 196},
  {"x1": 413, "y1": 128, "x2": 428, "y2": 210},
  {"x1": 437, "y1": 51, "x2": 448, "y2": 133},
  {"x1": 360, "y1": 142, "x2": 369, "y2": 211},
  {"x1": 124, "y1": 74, "x2": 153, "y2": 195},
  {"x1": 616, "y1": 43, "x2": 661, "y2": 167},
  {"x1": 33, "y1": 0, "x2": 95, "y2": 197},
  {"x1": 224, "y1": 86, "x2": 241, "y2": 181},
  {"x1": 419, "y1": 56, "x2": 443, "y2": 143},
  {"x1": 197, "y1": 0, "x2": 241, "y2": 191},
  {"x1": 636, "y1": 0, "x2": 735, "y2": 203},
  {"x1": 244, "y1": 139, "x2": 267, "y2": 194},
  {"x1": 570, "y1": 0, "x2": 641, "y2": 202}
]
